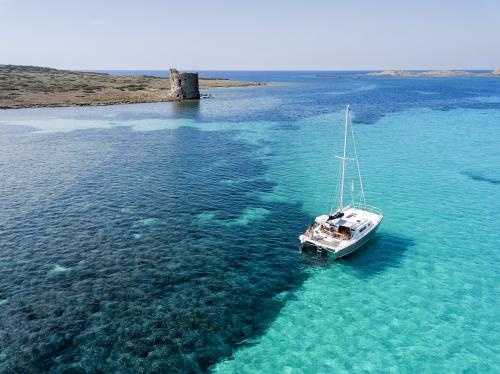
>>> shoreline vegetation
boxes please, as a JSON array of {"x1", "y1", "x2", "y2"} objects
[
  {"x1": 0, "y1": 65, "x2": 265, "y2": 109},
  {"x1": 319, "y1": 68, "x2": 500, "y2": 78}
]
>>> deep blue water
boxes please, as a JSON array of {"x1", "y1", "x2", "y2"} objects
[{"x1": 0, "y1": 72, "x2": 499, "y2": 373}]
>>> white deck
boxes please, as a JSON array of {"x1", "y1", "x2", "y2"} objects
[{"x1": 299, "y1": 207, "x2": 383, "y2": 259}]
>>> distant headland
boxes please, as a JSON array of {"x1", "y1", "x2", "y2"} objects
[
  {"x1": 367, "y1": 69, "x2": 500, "y2": 77},
  {"x1": 0, "y1": 65, "x2": 265, "y2": 109},
  {"x1": 318, "y1": 68, "x2": 500, "y2": 79}
]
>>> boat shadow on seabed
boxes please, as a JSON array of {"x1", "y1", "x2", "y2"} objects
[{"x1": 300, "y1": 232, "x2": 414, "y2": 278}]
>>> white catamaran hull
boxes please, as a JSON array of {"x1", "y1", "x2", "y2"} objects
[{"x1": 299, "y1": 217, "x2": 382, "y2": 260}]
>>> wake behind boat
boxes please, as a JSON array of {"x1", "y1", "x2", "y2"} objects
[{"x1": 299, "y1": 105, "x2": 383, "y2": 259}]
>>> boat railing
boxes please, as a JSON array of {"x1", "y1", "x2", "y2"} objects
[{"x1": 364, "y1": 205, "x2": 383, "y2": 215}]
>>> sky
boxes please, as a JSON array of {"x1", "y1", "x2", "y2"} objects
[{"x1": 1, "y1": 0, "x2": 499, "y2": 70}]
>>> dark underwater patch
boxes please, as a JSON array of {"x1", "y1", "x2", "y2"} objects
[
  {"x1": 0, "y1": 126, "x2": 311, "y2": 373},
  {"x1": 463, "y1": 170, "x2": 500, "y2": 185}
]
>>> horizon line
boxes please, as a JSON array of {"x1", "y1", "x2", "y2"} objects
[
  {"x1": 76, "y1": 67, "x2": 497, "y2": 72},
  {"x1": 3, "y1": 64, "x2": 497, "y2": 72}
]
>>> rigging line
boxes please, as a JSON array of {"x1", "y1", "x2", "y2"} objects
[
  {"x1": 330, "y1": 157, "x2": 343, "y2": 214},
  {"x1": 349, "y1": 110, "x2": 366, "y2": 209},
  {"x1": 350, "y1": 179, "x2": 356, "y2": 209},
  {"x1": 339, "y1": 106, "x2": 350, "y2": 210},
  {"x1": 329, "y1": 116, "x2": 344, "y2": 214},
  {"x1": 328, "y1": 137, "x2": 336, "y2": 213},
  {"x1": 335, "y1": 125, "x2": 345, "y2": 211}
]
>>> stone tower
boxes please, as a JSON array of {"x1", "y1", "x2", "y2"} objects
[{"x1": 169, "y1": 68, "x2": 200, "y2": 100}]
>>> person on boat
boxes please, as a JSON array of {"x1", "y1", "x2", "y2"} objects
[
  {"x1": 306, "y1": 225, "x2": 313, "y2": 238},
  {"x1": 306, "y1": 225, "x2": 312, "y2": 237}
]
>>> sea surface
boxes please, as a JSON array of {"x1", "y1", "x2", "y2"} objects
[{"x1": 0, "y1": 71, "x2": 499, "y2": 373}]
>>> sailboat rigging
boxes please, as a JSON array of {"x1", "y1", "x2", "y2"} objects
[{"x1": 299, "y1": 105, "x2": 383, "y2": 259}]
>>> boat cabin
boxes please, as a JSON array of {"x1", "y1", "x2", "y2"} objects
[{"x1": 314, "y1": 209, "x2": 372, "y2": 241}]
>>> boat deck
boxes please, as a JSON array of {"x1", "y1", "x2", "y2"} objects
[
  {"x1": 313, "y1": 238, "x2": 340, "y2": 249},
  {"x1": 300, "y1": 207, "x2": 383, "y2": 257}
]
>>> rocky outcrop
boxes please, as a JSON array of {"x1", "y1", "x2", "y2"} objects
[
  {"x1": 169, "y1": 68, "x2": 183, "y2": 99},
  {"x1": 169, "y1": 68, "x2": 200, "y2": 100},
  {"x1": 368, "y1": 69, "x2": 500, "y2": 77},
  {"x1": 368, "y1": 70, "x2": 407, "y2": 76}
]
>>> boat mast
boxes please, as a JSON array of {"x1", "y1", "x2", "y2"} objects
[
  {"x1": 339, "y1": 105, "x2": 350, "y2": 210},
  {"x1": 350, "y1": 111, "x2": 367, "y2": 210}
]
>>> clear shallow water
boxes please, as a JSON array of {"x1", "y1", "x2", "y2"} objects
[{"x1": 0, "y1": 72, "x2": 499, "y2": 373}]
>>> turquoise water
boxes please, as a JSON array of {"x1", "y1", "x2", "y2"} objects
[
  {"x1": 0, "y1": 73, "x2": 499, "y2": 372},
  {"x1": 214, "y1": 108, "x2": 500, "y2": 373}
]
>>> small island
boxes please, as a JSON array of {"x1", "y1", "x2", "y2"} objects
[
  {"x1": 367, "y1": 69, "x2": 500, "y2": 77},
  {"x1": 0, "y1": 65, "x2": 265, "y2": 109},
  {"x1": 318, "y1": 68, "x2": 500, "y2": 79}
]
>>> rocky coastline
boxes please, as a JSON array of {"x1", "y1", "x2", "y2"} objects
[{"x1": 0, "y1": 65, "x2": 265, "y2": 109}]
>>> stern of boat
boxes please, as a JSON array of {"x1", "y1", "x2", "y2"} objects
[{"x1": 298, "y1": 234, "x2": 308, "y2": 248}]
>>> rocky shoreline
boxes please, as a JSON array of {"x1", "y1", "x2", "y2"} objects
[{"x1": 0, "y1": 65, "x2": 265, "y2": 109}]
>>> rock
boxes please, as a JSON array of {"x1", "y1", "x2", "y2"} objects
[
  {"x1": 169, "y1": 68, "x2": 200, "y2": 100},
  {"x1": 169, "y1": 68, "x2": 183, "y2": 99},
  {"x1": 368, "y1": 70, "x2": 409, "y2": 76}
]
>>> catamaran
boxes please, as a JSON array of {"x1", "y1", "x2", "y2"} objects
[{"x1": 299, "y1": 105, "x2": 383, "y2": 259}]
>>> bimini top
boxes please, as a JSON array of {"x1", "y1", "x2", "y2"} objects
[
  {"x1": 328, "y1": 209, "x2": 370, "y2": 230},
  {"x1": 336, "y1": 219, "x2": 357, "y2": 228},
  {"x1": 315, "y1": 215, "x2": 329, "y2": 224}
]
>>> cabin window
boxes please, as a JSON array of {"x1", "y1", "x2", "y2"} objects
[{"x1": 359, "y1": 226, "x2": 366, "y2": 233}]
